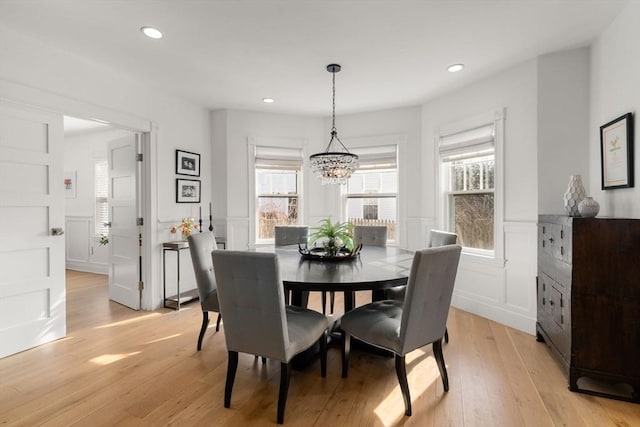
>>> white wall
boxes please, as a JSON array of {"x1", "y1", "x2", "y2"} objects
[
  {"x1": 538, "y1": 48, "x2": 590, "y2": 214},
  {"x1": 0, "y1": 24, "x2": 210, "y2": 309},
  {"x1": 590, "y1": 1, "x2": 640, "y2": 218},
  {"x1": 212, "y1": 109, "x2": 324, "y2": 249}
]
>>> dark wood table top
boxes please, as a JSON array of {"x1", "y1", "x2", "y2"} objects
[{"x1": 257, "y1": 245, "x2": 413, "y2": 292}]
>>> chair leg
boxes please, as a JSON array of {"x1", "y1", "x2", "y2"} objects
[
  {"x1": 197, "y1": 312, "x2": 210, "y2": 351},
  {"x1": 321, "y1": 291, "x2": 327, "y2": 315},
  {"x1": 277, "y1": 362, "x2": 292, "y2": 424},
  {"x1": 225, "y1": 351, "x2": 238, "y2": 408},
  {"x1": 216, "y1": 313, "x2": 222, "y2": 332},
  {"x1": 433, "y1": 339, "x2": 449, "y2": 392},
  {"x1": 330, "y1": 291, "x2": 335, "y2": 314},
  {"x1": 341, "y1": 332, "x2": 351, "y2": 378},
  {"x1": 319, "y1": 330, "x2": 327, "y2": 378},
  {"x1": 444, "y1": 326, "x2": 449, "y2": 344},
  {"x1": 395, "y1": 354, "x2": 412, "y2": 416}
]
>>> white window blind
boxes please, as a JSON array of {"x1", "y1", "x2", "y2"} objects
[
  {"x1": 350, "y1": 145, "x2": 398, "y2": 170},
  {"x1": 255, "y1": 146, "x2": 303, "y2": 170},
  {"x1": 439, "y1": 124, "x2": 495, "y2": 162},
  {"x1": 95, "y1": 160, "x2": 109, "y2": 236}
]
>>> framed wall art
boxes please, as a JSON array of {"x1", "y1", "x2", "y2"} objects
[
  {"x1": 64, "y1": 171, "x2": 77, "y2": 198},
  {"x1": 176, "y1": 178, "x2": 201, "y2": 203},
  {"x1": 176, "y1": 149, "x2": 200, "y2": 176},
  {"x1": 600, "y1": 112, "x2": 634, "y2": 190}
]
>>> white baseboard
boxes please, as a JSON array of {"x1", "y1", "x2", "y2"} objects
[{"x1": 65, "y1": 261, "x2": 108, "y2": 275}]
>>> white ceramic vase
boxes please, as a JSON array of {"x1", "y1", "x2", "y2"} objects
[
  {"x1": 563, "y1": 175, "x2": 586, "y2": 217},
  {"x1": 578, "y1": 196, "x2": 600, "y2": 218}
]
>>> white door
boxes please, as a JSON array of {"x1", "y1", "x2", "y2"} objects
[
  {"x1": 0, "y1": 101, "x2": 65, "y2": 358},
  {"x1": 107, "y1": 134, "x2": 141, "y2": 310}
]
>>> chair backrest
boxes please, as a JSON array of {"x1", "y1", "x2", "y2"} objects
[
  {"x1": 274, "y1": 225, "x2": 309, "y2": 246},
  {"x1": 399, "y1": 245, "x2": 461, "y2": 354},
  {"x1": 427, "y1": 229, "x2": 458, "y2": 248},
  {"x1": 211, "y1": 250, "x2": 290, "y2": 361},
  {"x1": 187, "y1": 232, "x2": 219, "y2": 311},
  {"x1": 353, "y1": 225, "x2": 388, "y2": 247}
]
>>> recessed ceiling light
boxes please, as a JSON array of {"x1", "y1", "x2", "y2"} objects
[
  {"x1": 263, "y1": 98, "x2": 275, "y2": 104},
  {"x1": 447, "y1": 64, "x2": 464, "y2": 73},
  {"x1": 140, "y1": 26, "x2": 163, "y2": 39}
]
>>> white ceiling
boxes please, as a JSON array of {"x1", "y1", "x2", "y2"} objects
[{"x1": 0, "y1": 1, "x2": 629, "y2": 116}]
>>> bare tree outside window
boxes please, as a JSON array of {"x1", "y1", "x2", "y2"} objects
[
  {"x1": 447, "y1": 154, "x2": 494, "y2": 250},
  {"x1": 257, "y1": 169, "x2": 299, "y2": 239}
]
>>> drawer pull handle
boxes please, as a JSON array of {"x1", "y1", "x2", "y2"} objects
[{"x1": 548, "y1": 237, "x2": 554, "y2": 243}]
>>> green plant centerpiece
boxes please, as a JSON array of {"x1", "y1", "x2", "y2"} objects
[{"x1": 308, "y1": 217, "x2": 355, "y2": 257}]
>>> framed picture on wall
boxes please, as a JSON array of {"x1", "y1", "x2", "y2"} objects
[
  {"x1": 600, "y1": 112, "x2": 634, "y2": 190},
  {"x1": 176, "y1": 149, "x2": 200, "y2": 176},
  {"x1": 64, "y1": 171, "x2": 77, "y2": 198},
  {"x1": 176, "y1": 179, "x2": 201, "y2": 203}
]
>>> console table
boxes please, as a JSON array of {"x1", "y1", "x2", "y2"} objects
[{"x1": 162, "y1": 237, "x2": 226, "y2": 310}]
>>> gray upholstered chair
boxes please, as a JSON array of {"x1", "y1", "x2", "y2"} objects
[
  {"x1": 428, "y1": 229, "x2": 458, "y2": 248},
  {"x1": 274, "y1": 225, "x2": 309, "y2": 247},
  {"x1": 340, "y1": 245, "x2": 462, "y2": 416},
  {"x1": 211, "y1": 250, "x2": 328, "y2": 424},
  {"x1": 386, "y1": 229, "x2": 457, "y2": 342},
  {"x1": 187, "y1": 232, "x2": 222, "y2": 351},
  {"x1": 353, "y1": 225, "x2": 388, "y2": 247}
]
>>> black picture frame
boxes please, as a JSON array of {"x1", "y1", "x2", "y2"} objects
[
  {"x1": 176, "y1": 149, "x2": 200, "y2": 177},
  {"x1": 600, "y1": 112, "x2": 634, "y2": 190},
  {"x1": 176, "y1": 179, "x2": 201, "y2": 203}
]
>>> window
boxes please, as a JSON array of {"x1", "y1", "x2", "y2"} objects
[
  {"x1": 439, "y1": 123, "x2": 495, "y2": 252},
  {"x1": 94, "y1": 159, "x2": 109, "y2": 236},
  {"x1": 345, "y1": 145, "x2": 398, "y2": 241},
  {"x1": 255, "y1": 146, "x2": 303, "y2": 241}
]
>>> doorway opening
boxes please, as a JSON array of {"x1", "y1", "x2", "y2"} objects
[{"x1": 63, "y1": 115, "x2": 144, "y2": 313}]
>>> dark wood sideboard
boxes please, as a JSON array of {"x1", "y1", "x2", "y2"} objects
[{"x1": 537, "y1": 215, "x2": 640, "y2": 403}]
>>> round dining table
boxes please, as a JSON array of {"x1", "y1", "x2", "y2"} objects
[{"x1": 258, "y1": 245, "x2": 414, "y2": 311}]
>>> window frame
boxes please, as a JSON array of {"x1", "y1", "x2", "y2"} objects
[
  {"x1": 435, "y1": 109, "x2": 505, "y2": 260},
  {"x1": 342, "y1": 144, "x2": 400, "y2": 244},
  {"x1": 248, "y1": 138, "x2": 307, "y2": 247},
  {"x1": 255, "y1": 168, "x2": 301, "y2": 243},
  {"x1": 94, "y1": 158, "x2": 109, "y2": 237}
]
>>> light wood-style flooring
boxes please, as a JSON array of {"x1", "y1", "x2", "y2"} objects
[{"x1": 1, "y1": 270, "x2": 639, "y2": 426}]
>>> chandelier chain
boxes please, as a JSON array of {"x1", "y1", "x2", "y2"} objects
[{"x1": 331, "y1": 70, "x2": 336, "y2": 132}]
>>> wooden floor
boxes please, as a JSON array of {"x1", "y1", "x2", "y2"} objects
[{"x1": 1, "y1": 271, "x2": 639, "y2": 426}]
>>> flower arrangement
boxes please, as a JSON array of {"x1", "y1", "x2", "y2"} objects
[
  {"x1": 171, "y1": 217, "x2": 199, "y2": 240},
  {"x1": 98, "y1": 234, "x2": 109, "y2": 246}
]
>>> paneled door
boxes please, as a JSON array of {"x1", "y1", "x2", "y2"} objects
[
  {"x1": 0, "y1": 100, "x2": 65, "y2": 359},
  {"x1": 107, "y1": 134, "x2": 141, "y2": 310}
]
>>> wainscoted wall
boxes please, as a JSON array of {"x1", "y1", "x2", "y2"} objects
[
  {"x1": 452, "y1": 221, "x2": 537, "y2": 334},
  {"x1": 227, "y1": 217, "x2": 250, "y2": 250},
  {"x1": 65, "y1": 216, "x2": 108, "y2": 274}
]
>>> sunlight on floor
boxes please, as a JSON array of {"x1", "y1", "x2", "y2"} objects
[
  {"x1": 374, "y1": 350, "x2": 439, "y2": 426},
  {"x1": 90, "y1": 351, "x2": 141, "y2": 366},
  {"x1": 94, "y1": 312, "x2": 162, "y2": 329},
  {"x1": 145, "y1": 333, "x2": 182, "y2": 344}
]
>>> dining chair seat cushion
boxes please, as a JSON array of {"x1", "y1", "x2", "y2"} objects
[
  {"x1": 341, "y1": 300, "x2": 404, "y2": 355},
  {"x1": 285, "y1": 305, "x2": 329, "y2": 360}
]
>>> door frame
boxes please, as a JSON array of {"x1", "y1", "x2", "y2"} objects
[{"x1": 0, "y1": 80, "x2": 160, "y2": 310}]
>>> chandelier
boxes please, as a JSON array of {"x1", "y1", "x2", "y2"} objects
[{"x1": 309, "y1": 64, "x2": 359, "y2": 185}]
